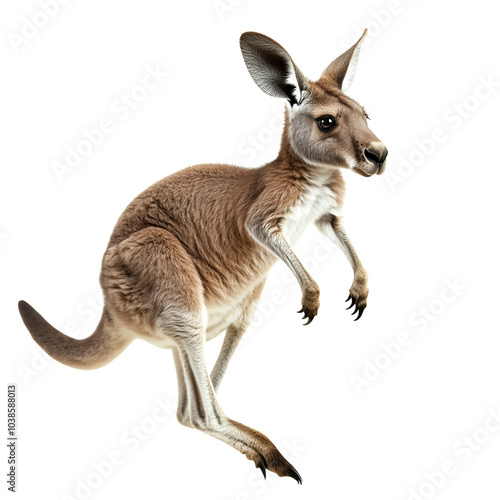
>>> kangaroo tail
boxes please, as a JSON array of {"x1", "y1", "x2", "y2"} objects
[{"x1": 18, "y1": 300, "x2": 131, "y2": 370}]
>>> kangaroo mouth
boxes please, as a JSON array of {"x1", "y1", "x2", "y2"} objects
[
  {"x1": 353, "y1": 167, "x2": 372, "y2": 177},
  {"x1": 354, "y1": 160, "x2": 386, "y2": 177}
]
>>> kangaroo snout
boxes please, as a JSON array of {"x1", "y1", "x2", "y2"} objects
[{"x1": 364, "y1": 142, "x2": 388, "y2": 175}]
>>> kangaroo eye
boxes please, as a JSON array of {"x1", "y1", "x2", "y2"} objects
[{"x1": 316, "y1": 115, "x2": 336, "y2": 131}]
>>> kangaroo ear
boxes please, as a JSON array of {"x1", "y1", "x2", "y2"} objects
[
  {"x1": 320, "y1": 29, "x2": 368, "y2": 91},
  {"x1": 240, "y1": 32, "x2": 308, "y2": 105}
]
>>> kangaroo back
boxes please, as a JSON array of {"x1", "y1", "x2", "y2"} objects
[{"x1": 18, "y1": 301, "x2": 131, "y2": 370}]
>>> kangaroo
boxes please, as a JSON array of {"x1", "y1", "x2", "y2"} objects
[{"x1": 19, "y1": 30, "x2": 387, "y2": 483}]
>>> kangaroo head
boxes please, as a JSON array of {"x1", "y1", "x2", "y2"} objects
[{"x1": 240, "y1": 30, "x2": 388, "y2": 176}]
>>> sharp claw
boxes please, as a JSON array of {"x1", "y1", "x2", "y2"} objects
[
  {"x1": 354, "y1": 306, "x2": 365, "y2": 321},
  {"x1": 288, "y1": 466, "x2": 303, "y2": 485},
  {"x1": 346, "y1": 297, "x2": 356, "y2": 310},
  {"x1": 297, "y1": 308, "x2": 304, "y2": 314},
  {"x1": 345, "y1": 294, "x2": 352, "y2": 303},
  {"x1": 257, "y1": 460, "x2": 267, "y2": 479},
  {"x1": 351, "y1": 304, "x2": 359, "y2": 315},
  {"x1": 304, "y1": 316, "x2": 314, "y2": 326}
]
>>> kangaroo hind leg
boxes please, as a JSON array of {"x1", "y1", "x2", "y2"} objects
[
  {"x1": 210, "y1": 280, "x2": 266, "y2": 393},
  {"x1": 165, "y1": 314, "x2": 302, "y2": 483},
  {"x1": 106, "y1": 227, "x2": 301, "y2": 481}
]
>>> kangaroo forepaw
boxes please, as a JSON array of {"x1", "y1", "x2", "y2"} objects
[
  {"x1": 346, "y1": 280, "x2": 368, "y2": 321},
  {"x1": 297, "y1": 307, "x2": 316, "y2": 325},
  {"x1": 298, "y1": 285, "x2": 320, "y2": 325}
]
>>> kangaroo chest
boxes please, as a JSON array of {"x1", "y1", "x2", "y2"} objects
[{"x1": 282, "y1": 177, "x2": 340, "y2": 243}]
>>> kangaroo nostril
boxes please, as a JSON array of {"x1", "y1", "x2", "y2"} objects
[
  {"x1": 364, "y1": 148, "x2": 381, "y2": 165},
  {"x1": 364, "y1": 145, "x2": 388, "y2": 166}
]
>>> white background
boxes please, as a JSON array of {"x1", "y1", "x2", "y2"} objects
[{"x1": 1, "y1": 0, "x2": 500, "y2": 499}]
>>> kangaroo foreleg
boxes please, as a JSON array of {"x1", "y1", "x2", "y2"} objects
[
  {"x1": 246, "y1": 219, "x2": 319, "y2": 324},
  {"x1": 316, "y1": 214, "x2": 369, "y2": 320}
]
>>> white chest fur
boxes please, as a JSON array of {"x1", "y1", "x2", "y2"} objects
[{"x1": 282, "y1": 170, "x2": 341, "y2": 243}]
